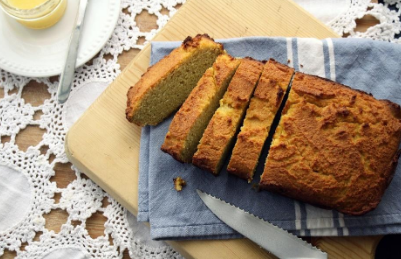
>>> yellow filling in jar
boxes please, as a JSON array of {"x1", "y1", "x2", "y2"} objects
[
  {"x1": 8, "y1": 0, "x2": 49, "y2": 9},
  {"x1": 1, "y1": 0, "x2": 67, "y2": 29}
]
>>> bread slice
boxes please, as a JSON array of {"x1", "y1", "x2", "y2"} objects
[
  {"x1": 192, "y1": 58, "x2": 264, "y2": 174},
  {"x1": 227, "y1": 59, "x2": 294, "y2": 182},
  {"x1": 260, "y1": 72, "x2": 401, "y2": 215},
  {"x1": 126, "y1": 34, "x2": 224, "y2": 126},
  {"x1": 161, "y1": 54, "x2": 241, "y2": 163}
]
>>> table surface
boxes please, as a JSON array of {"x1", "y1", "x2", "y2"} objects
[{"x1": 0, "y1": 1, "x2": 385, "y2": 258}]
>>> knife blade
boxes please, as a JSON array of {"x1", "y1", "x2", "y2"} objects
[
  {"x1": 57, "y1": 0, "x2": 89, "y2": 104},
  {"x1": 196, "y1": 189, "x2": 327, "y2": 259}
]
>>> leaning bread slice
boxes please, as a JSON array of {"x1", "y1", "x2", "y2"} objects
[
  {"x1": 260, "y1": 72, "x2": 401, "y2": 215},
  {"x1": 227, "y1": 59, "x2": 294, "y2": 182},
  {"x1": 192, "y1": 58, "x2": 264, "y2": 174},
  {"x1": 126, "y1": 34, "x2": 224, "y2": 126},
  {"x1": 161, "y1": 54, "x2": 241, "y2": 163}
]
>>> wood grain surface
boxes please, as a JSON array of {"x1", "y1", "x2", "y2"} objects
[{"x1": 0, "y1": 0, "x2": 386, "y2": 258}]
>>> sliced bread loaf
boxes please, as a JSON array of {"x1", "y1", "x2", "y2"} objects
[
  {"x1": 260, "y1": 72, "x2": 401, "y2": 215},
  {"x1": 192, "y1": 58, "x2": 264, "y2": 174},
  {"x1": 126, "y1": 34, "x2": 224, "y2": 126},
  {"x1": 161, "y1": 54, "x2": 241, "y2": 163},
  {"x1": 227, "y1": 59, "x2": 294, "y2": 182}
]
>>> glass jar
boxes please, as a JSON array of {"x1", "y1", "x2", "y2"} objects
[{"x1": 0, "y1": 0, "x2": 67, "y2": 29}]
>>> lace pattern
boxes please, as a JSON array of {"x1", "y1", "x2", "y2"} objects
[
  {"x1": 0, "y1": 0, "x2": 399, "y2": 258},
  {"x1": 328, "y1": 0, "x2": 401, "y2": 43}
]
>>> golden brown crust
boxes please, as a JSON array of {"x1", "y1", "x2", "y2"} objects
[
  {"x1": 182, "y1": 33, "x2": 214, "y2": 49},
  {"x1": 227, "y1": 59, "x2": 294, "y2": 181},
  {"x1": 161, "y1": 54, "x2": 240, "y2": 162},
  {"x1": 260, "y1": 72, "x2": 401, "y2": 215},
  {"x1": 192, "y1": 58, "x2": 264, "y2": 174},
  {"x1": 126, "y1": 34, "x2": 224, "y2": 126}
]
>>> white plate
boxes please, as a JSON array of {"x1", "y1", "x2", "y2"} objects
[{"x1": 0, "y1": 0, "x2": 121, "y2": 77}]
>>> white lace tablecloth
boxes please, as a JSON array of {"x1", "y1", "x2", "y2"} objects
[{"x1": 0, "y1": 0, "x2": 400, "y2": 258}]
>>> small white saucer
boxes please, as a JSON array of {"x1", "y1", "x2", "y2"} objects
[{"x1": 0, "y1": 0, "x2": 121, "y2": 77}]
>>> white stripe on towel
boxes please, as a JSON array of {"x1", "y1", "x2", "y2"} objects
[
  {"x1": 294, "y1": 201, "x2": 302, "y2": 230},
  {"x1": 327, "y1": 38, "x2": 336, "y2": 81},
  {"x1": 296, "y1": 38, "x2": 325, "y2": 77}
]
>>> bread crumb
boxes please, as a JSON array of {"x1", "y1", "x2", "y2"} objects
[
  {"x1": 287, "y1": 59, "x2": 291, "y2": 64},
  {"x1": 173, "y1": 177, "x2": 187, "y2": 191}
]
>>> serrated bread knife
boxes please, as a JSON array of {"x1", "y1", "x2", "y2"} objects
[{"x1": 196, "y1": 189, "x2": 327, "y2": 259}]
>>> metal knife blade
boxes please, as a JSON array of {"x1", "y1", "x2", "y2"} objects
[
  {"x1": 57, "y1": 0, "x2": 89, "y2": 104},
  {"x1": 196, "y1": 189, "x2": 327, "y2": 259}
]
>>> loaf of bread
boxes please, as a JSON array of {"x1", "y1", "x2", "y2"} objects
[
  {"x1": 192, "y1": 58, "x2": 264, "y2": 174},
  {"x1": 227, "y1": 59, "x2": 294, "y2": 182},
  {"x1": 126, "y1": 34, "x2": 224, "y2": 126},
  {"x1": 260, "y1": 72, "x2": 401, "y2": 215},
  {"x1": 161, "y1": 54, "x2": 241, "y2": 163}
]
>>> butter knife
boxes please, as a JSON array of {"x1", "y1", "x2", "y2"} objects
[
  {"x1": 197, "y1": 189, "x2": 327, "y2": 259},
  {"x1": 57, "y1": 0, "x2": 89, "y2": 104}
]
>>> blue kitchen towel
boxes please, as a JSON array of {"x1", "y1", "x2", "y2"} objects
[{"x1": 137, "y1": 37, "x2": 401, "y2": 240}]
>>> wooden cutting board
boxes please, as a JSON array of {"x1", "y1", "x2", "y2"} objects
[{"x1": 65, "y1": 0, "x2": 381, "y2": 258}]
